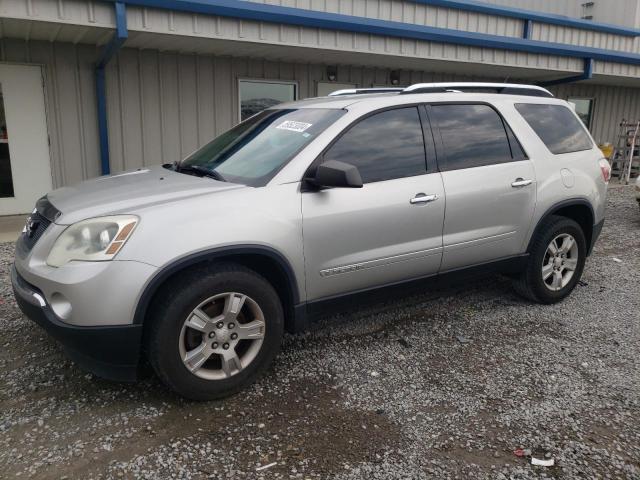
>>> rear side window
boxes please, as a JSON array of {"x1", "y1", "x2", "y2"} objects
[
  {"x1": 323, "y1": 107, "x2": 426, "y2": 183},
  {"x1": 430, "y1": 104, "x2": 514, "y2": 171},
  {"x1": 515, "y1": 103, "x2": 593, "y2": 154}
]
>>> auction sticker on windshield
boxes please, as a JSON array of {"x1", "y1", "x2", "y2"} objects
[{"x1": 276, "y1": 121, "x2": 312, "y2": 133}]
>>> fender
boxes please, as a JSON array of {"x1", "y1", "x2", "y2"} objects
[
  {"x1": 132, "y1": 244, "x2": 301, "y2": 325},
  {"x1": 526, "y1": 198, "x2": 595, "y2": 253}
]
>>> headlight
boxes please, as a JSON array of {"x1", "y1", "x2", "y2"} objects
[{"x1": 47, "y1": 215, "x2": 138, "y2": 267}]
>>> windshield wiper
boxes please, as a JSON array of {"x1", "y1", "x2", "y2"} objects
[{"x1": 177, "y1": 164, "x2": 227, "y2": 182}]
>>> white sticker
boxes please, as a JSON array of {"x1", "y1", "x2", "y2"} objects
[{"x1": 276, "y1": 120, "x2": 312, "y2": 132}]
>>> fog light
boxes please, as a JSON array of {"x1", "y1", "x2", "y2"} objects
[{"x1": 50, "y1": 292, "x2": 72, "y2": 320}]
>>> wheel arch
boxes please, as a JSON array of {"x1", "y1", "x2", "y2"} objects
[
  {"x1": 134, "y1": 245, "x2": 302, "y2": 333},
  {"x1": 526, "y1": 199, "x2": 595, "y2": 255}
]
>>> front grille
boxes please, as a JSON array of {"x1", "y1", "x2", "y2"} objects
[
  {"x1": 20, "y1": 211, "x2": 51, "y2": 251},
  {"x1": 17, "y1": 196, "x2": 60, "y2": 253}
]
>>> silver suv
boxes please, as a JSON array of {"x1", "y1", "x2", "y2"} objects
[{"x1": 12, "y1": 83, "x2": 610, "y2": 400}]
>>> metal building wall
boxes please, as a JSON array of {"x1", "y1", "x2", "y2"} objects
[
  {"x1": 245, "y1": 0, "x2": 640, "y2": 54},
  {"x1": 0, "y1": 38, "x2": 101, "y2": 189},
  {"x1": 0, "y1": 39, "x2": 638, "y2": 188},
  {"x1": 103, "y1": 49, "x2": 640, "y2": 164},
  {"x1": 551, "y1": 82, "x2": 640, "y2": 144},
  {"x1": 103, "y1": 47, "x2": 487, "y2": 172},
  {"x1": 481, "y1": 0, "x2": 584, "y2": 17},
  {"x1": 2, "y1": 1, "x2": 640, "y2": 78},
  {"x1": 484, "y1": 0, "x2": 640, "y2": 30}
]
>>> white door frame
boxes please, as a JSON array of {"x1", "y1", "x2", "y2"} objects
[{"x1": 0, "y1": 63, "x2": 53, "y2": 216}]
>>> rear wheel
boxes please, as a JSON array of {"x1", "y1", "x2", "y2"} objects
[
  {"x1": 513, "y1": 215, "x2": 586, "y2": 304},
  {"x1": 146, "y1": 263, "x2": 284, "y2": 400}
]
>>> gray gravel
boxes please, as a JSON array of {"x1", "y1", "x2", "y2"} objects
[{"x1": 1, "y1": 185, "x2": 639, "y2": 479}]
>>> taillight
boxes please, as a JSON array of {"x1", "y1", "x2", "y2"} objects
[{"x1": 598, "y1": 158, "x2": 611, "y2": 183}]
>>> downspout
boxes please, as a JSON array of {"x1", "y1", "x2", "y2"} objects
[
  {"x1": 539, "y1": 58, "x2": 594, "y2": 87},
  {"x1": 96, "y1": 1, "x2": 128, "y2": 176}
]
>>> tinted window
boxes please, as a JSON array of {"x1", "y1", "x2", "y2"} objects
[
  {"x1": 181, "y1": 108, "x2": 344, "y2": 187},
  {"x1": 515, "y1": 103, "x2": 593, "y2": 154},
  {"x1": 323, "y1": 107, "x2": 426, "y2": 183},
  {"x1": 431, "y1": 104, "x2": 513, "y2": 170}
]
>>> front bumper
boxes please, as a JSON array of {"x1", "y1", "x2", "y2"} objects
[{"x1": 11, "y1": 265, "x2": 143, "y2": 381}]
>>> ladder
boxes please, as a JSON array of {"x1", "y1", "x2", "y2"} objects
[{"x1": 610, "y1": 120, "x2": 640, "y2": 184}]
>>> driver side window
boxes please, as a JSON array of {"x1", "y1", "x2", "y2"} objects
[{"x1": 323, "y1": 107, "x2": 427, "y2": 183}]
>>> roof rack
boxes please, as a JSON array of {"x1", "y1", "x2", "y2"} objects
[
  {"x1": 327, "y1": 83, "x2": 554, "y2": 98},
  {"x1": 328, "y1": 87, "x2": 404, "y2": 96},
  {"x1": 401, "y1": 82, "x2": 554, "y2": 98}
]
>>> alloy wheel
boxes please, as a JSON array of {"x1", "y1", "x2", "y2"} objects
[
  {"x1": 541, "y1": 233, "x2": 579, "y2": 291},
  {"x1": 178, "y1": 292, "x2": 266, "y2": 380}
]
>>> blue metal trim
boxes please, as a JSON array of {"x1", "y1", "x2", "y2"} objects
[
  {"x1": 108, "y1": 0, "x2": 640, "y2": 66},
  {"x1": 412, "y1": 0, "x2": 640, "y2": 37},
  {"x1": 540, "y1": 58, "x2": 594, "y2": 87},
  {"x1": 96, "y1": 1, "x2": 128, "y2": 176},
  {"x1": 522, "y1": 19, "x2": 532, "y2": 40}
]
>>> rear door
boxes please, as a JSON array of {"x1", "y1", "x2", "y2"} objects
[
  {"x1": 428, "y1": 103, "x2": 536, "y2": 271},
  {"x1": 301, "y1": 106, "x2": 445, "y2": 301}
]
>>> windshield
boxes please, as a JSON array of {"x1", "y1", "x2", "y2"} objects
[{"x1": 180, "y1": 108, "x2": 345, "y2": 186}]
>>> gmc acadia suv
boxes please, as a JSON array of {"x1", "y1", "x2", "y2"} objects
[{"x1": 12, "y1": 83, "x2": 610, "y2": 400}]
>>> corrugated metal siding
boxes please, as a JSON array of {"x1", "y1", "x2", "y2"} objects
[
  {"x1": 1, "y1": 1, "x2": 639, "y2": 78},
  {"x1": 0, "y1": 38, "x2": 101, "y2": 188},
  {"x1": 552, "y1": 82, "x2": 640, "y2": 144},
  {"x1": 485, "y1": 0, "x2": 640, "y2": 30},
  {"x1": 250, "y1": 0, "x2": 525, "y2": 38},
  {"x1": 0, "y1": 39, "x2": 638, "y2": 187},
  {"x1": 482, "y1": 0, "x2": 584, "y2": 18},
  {"x1": 0, "y1": 0, "x2": 115, "y2": 29},
  {"x1": 102, "y1": 50, "x2": 640, "y2": 161},
  {"x1": 104, "y1": 47, "x2": 489, "y2": 171},
  {"x1": 123, "y1": 5, "x2": 585, "y2": 74},
  {"x1": 246, "y1": 0, "x2": 640, "y2": 53}
]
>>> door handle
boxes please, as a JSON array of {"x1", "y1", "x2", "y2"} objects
[
  {"x1": 410, "y1": 193, "x2": 438, "y2": 204},
  {"x1": 511, "y1": 178, "x2": 533, "y2": 188}
]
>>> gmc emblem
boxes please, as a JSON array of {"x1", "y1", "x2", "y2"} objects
[{"x1": 24, "y1": 216, "x2": 40, "y2": 238}]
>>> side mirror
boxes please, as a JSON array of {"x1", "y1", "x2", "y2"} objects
[{"x1": 309, "y1": 160, "x2": 363, "y2": 189}]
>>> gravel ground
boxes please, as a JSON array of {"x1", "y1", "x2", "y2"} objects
[{"x1": 0, "y1": 185, "x2": 638, "y2": 479}]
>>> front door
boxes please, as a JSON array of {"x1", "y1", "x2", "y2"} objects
[
  {"x1": 0, "y1": 64, "x2": 52, "y2": 215},
  {"x1": 302, "y1": 106, "x2": 445, "y2": 301},
  {"x1": 428, "y1": 103, "x2": 537, "y2": 271}
]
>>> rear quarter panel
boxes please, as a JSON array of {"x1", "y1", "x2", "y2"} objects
[{"x1": 498, "y1": 98, "x2": 607, "y2": 252}]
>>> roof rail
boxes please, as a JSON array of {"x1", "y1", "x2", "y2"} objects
[
  {"x1": 328, "y1": 87, "x2": 405, "y2": 96},
  {"x1": 402, "y1": 82, "x2": 554, "y2": 98}
]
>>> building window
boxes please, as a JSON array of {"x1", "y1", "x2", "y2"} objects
[
  {"x1": 567, "y1": 97, "x2": 595, "y2": 129},
  {"x1": 239, "y1": 79, "x2": 297, "y2": 122}
]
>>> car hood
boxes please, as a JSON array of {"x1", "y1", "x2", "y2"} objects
[{"x1": 48, "y1": 165, "x2": 244, "y2": 225}]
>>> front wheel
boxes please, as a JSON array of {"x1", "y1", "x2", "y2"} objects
[
  {"x1": 513, "y1": 215, "x2": 587, "y2": 304},
  {"x1": 146, "y1": 263, "x2": 284, "y2": 400}
]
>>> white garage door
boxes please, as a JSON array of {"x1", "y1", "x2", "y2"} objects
[{"x1": 0, "y1": 64, "x2": 52, "y2": 215}]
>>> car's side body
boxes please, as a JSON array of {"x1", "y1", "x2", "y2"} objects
[{"x1": 12, "y1": 86, "x2": 608, "y2": 387}]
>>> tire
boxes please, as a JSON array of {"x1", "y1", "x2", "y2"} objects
[
  {"x1": 513, "y1": 215, "x2": 587, "y2": 304},
  {"x1": 145, "y1": 262, "x2": 284, "y2": 400}
]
